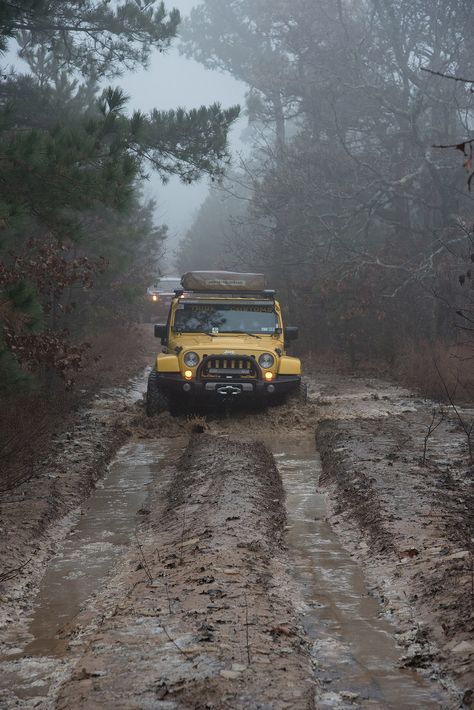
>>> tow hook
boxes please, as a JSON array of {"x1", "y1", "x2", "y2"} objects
[{"x1": 217, "y1": 385, "x2": 241, "y2": 396}]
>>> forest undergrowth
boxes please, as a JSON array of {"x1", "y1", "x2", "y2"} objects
[{"x1": 0, "y1": 324, "x2": 153, "y2": 494}]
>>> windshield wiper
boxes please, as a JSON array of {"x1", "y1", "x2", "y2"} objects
[{"x1": 223, "y1": 330, "x2": 261, "y2": 339}]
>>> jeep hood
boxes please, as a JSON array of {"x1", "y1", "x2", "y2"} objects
[{"x1": 175, "y1": 334, "x2": 280, "y2": 352}]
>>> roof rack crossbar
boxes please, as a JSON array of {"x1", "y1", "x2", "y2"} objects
[{"x1": 174, "y1": 289, "x2": 276, "y2": 298}]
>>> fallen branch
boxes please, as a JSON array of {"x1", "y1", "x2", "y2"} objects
[{"x1": 0, "y1": 557, "x2": 32, "y2": 584}]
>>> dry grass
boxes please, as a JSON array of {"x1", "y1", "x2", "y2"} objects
[
  {"x1": 393, "y1": 340, "x2": 474, "y2": 402},
  {"x1": 304, "y1": 340, "x2": 474, "y2": 404}
]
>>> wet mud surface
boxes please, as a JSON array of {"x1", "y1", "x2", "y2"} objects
[
  {"x1": 56, "y1": 435, "x2": 313, "y2": 709},
  {"x1": 1, "y1": 367, "x2": 472, "y2": 708},
  {"x1": 315, "y1": 376, "x2": 474, "y2": 706},
  {"x1": 271, "y1": 437, "x2": 448, "y2": 709}
]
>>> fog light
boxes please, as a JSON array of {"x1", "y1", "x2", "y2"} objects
[
  {"x1": 267, "y1": 384, "x2": 275, "y2": 393},
  {"x1": 183, "y1": 382, "x2": 191, "y2": 392},
  {"x1": 264, "y1": 371, "x2": 274, "y2": 381},
  {"x1": 184, "y1": 370, "x2": 193, "y2": 380}
]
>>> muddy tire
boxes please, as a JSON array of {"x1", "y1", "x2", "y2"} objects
[
  {"x1": 289, "y1": 380, "x2": 308, "y2": 405},
  {"x1": 146, "y1": 371, "x2": 169, "y2": 416}
]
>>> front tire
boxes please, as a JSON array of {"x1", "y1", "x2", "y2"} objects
[
  {"x1": 146, "y1": 370, "x2": 169, "y2": 416},
  {"x1": 288, "y1": 379, "x2": 308, "y2": 405}
]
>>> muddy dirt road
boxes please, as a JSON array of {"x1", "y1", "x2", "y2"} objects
[{"x1": 1, "y1": 369, "x2": 473, "y2": 708}]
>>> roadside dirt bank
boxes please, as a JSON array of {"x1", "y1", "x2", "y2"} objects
[
  {"x1": 0, "y1": 324, "x2": 155, "y2": 621},
  {"x1": 0, "y1": 376, "x2": 144, "y2": 650},
  {"x1": 55, "y1": 434, "x2": 315, "y2": 709},
  {"x1": 315, "y1": 383, "x2": 474, "y2": 706}
]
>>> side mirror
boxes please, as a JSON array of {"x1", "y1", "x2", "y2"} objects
[
  {"x1": 284, "y1": 326, "x2": 298, "y2": 342},
  {"x1": 154, "y1": 324, "x2": 167, "y2": 344}
]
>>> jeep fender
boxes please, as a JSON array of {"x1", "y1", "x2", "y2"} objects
[
  {"x1": 156, "y1": 353, "x2": 180, "y2": 372},
  {"x1": 278, "y1": 355, "x2": 301, "y2": 376}
]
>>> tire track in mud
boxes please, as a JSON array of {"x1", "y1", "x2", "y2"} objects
[
  {"x1": 56, "y1": 434, "x2": 315, "y2": 710},
  {"x1": 1, "y1": 372, "x2": 465, "y2": 708},
  {"x1": 316, "y1": 415, "x2": 474, "y2": 705}
]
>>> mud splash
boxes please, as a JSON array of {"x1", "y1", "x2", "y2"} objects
[{"x1": 268, "y1": 435, "x2": 449, "y2": 709}]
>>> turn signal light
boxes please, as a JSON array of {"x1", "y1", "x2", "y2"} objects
[
  {"x1": 264, "y1": 371, "x2": 274, "y2": 381},
  {"x1": 184, "y1": 370, "x2": 193, "y2": 380}
]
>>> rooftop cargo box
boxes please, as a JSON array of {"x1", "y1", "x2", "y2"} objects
[{"x1": 181, "y1": 271, "x2": 266, "y2": 292}]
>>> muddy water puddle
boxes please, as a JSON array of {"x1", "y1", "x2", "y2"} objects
[
  {"x1": 268, "y1": 435, "x2": 448, "y2": 709},
  {"x1": 0, "y1": 438, "x2": 183, "y2": 704}
]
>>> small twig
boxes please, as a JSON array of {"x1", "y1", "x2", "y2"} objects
[
  {"x1": 134, "y1": 532, "x2": 153, "y2": 583},
  {"x1": 470, "y1": 545, "x2": 474, "y2": 609},
  {"x1": 422, "y1": 408, "x2": 445, "y2": 465},
  {"x1": 0, "y1": 470, "x2": 39, "y2": 495},
  {"x1": 0, "y1": 557, "x2": 32, "y2": 584},
  {"x1": 421, "y1": 66, "x2": 474, "y2": 86},
  {"x1": 165, "y1": 579, "x2": 173, "y2": 614},
  {"x1": 179, "y1": 501, "x2": 187, "y2": 566},
  {"x1": 244, "y1": 593, "x2": 251, "y2": 666},
  {"x1": 162, "y1": 625, "x2": 194, "y2": 661}
]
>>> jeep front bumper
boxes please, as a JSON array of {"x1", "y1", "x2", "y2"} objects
[{"x1": 155, "y1": 372, "x2": 300, "y2": 401}]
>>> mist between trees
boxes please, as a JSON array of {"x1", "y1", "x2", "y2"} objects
[
  {"x1": 176, "y1": 0, "x2": 474, "y2": 398},
  {"x1": 0, "y1": 1, "x2": 239, "y2": 396}
]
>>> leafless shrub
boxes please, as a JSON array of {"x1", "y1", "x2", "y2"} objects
[
  {"x1": 421, "y1": 408, "x2": 446, "y2": 466},
  {"x1": 434, "y1": 361, "x2": 474, "y2": 464}
]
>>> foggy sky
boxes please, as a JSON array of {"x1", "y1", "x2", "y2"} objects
[
  {"x1": 119, "y1": 0, "x2": 247, "y2": 270},
  {"x1": 4, "y1": 0, "x2": 247, "y2": 274}
]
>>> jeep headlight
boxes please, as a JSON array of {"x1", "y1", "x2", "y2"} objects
[
  {"x1": 258, "y1": 353, "x2": 275, "y2": 369},
  {"x1": 184, "y1": 351, "x2": 199, "y2": 367}
]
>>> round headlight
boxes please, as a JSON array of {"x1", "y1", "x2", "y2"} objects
[
  {"x1": 258, "y1": 353, "x2": 275, "y2": 369},
  {"x1": 184, "y1": 351, "x2": 199, "y2": 367}
]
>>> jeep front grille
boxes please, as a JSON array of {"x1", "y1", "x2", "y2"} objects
[{"x1": 200, "y1": 355, "x2": 258, "y2": 380}]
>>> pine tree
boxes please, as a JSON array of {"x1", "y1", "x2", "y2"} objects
[{"x1": 0, "y1": 10, "x2": 240, "y2": 393}]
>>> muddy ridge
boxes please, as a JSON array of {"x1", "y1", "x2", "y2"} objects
[
  {"x1": 56, "y1": 434, "x2": 314, "y2": 709},
  {"x1": 316, "y1": 413, "x2": 474, "y2": 702},
  {"x1": 1, "y1": 370, "x2": 472, "y2": 708},
  {"x1": 0, "y1": 390, "x2": 134, "y2": 635}
]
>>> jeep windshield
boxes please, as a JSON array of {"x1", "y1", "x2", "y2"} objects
[{"x1": 173, "y1": 303, "x2": 278, "y2": 334}]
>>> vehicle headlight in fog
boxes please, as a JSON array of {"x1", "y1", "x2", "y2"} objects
[
  {"x1": 258, "y1": 353, "x2": 274, "y2": 369},
  {"x1": 152, "y1": 294, "x2": 158, "y2": 302},
  {"x1": 184, "y1": 351, "x2": 199, "y2": 367}
]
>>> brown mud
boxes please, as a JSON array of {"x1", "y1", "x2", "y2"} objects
[
  {"x1": 315, "y1": 375, "x2": 474, "y2": 706},
  {"x1": 55, "y1": 435, "x2": 314, "y2": 709},
  {"x1": 0, "y1": 366, "x2": 473, "y2": 708}
]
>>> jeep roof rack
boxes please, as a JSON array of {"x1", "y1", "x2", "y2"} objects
[
  {"x1": 174, "y1": 288, "x2": 276, "y2": 299},
  {"x1": 182, "y1": 270, "x2": 269, "y2": 290}
]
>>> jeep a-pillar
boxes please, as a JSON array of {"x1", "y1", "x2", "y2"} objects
[{"x1": 146, "y1": 271, "x2": 305, "y2": 416}]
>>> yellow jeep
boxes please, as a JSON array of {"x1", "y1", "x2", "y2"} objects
[{"x1": 146, "y1": 271, "x2": 305, "y2": 415}]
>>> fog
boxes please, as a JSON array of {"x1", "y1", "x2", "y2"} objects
[
  {"x1": 2, "y1": 7, "x2": 474, "y2": 703},
  {"x1": 1, "y1": 0, "x2": 474, "y2": 389},
  {"x1": 119, "y1": 0, "x2": 246, "y2": 262},
  {"x1": 3, "y1": 0, "x2": 246, "y2": 266}
]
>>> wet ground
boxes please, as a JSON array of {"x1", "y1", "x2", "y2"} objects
[
  {"x1": 0, "y1": 370, "x2": 472, "y2": 708},
  {"x1": 270, "y1": 436, "x2": 448, "y2": 709}
]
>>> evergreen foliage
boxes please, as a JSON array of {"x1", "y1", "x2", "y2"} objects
[
  {"x1": 0, "y1": 1, "x2": 181, "y2": 76},
  {"x1": 0, "y1": 3, "x2": 239, "y2": 393}
]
